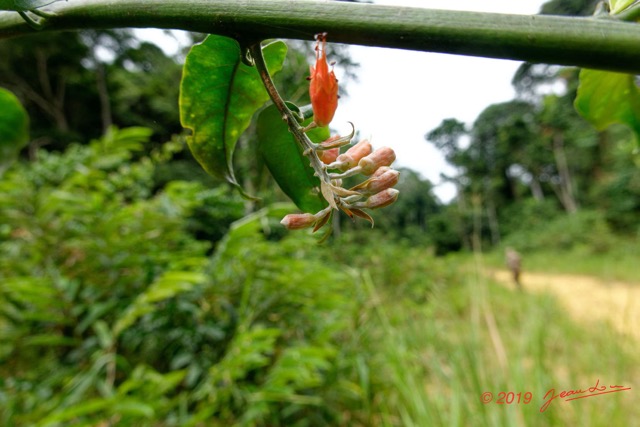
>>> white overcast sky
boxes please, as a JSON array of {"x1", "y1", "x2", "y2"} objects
[
  {"x1": 137, "y1": 0, "x2": 548, "y2": 202},
  {"x1": 332, "y1": 0, "x2": 548, "y2": 202}
]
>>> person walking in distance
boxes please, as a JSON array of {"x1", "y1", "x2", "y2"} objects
[{"x1": 505, "y1": 247, "x2": 522, "y2": 290}]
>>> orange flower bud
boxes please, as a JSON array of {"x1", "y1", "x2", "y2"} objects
[
  {"x1": 319, "y1": 148, "x2": 339, "y2": 164},
  {"x1": 280, "y1": 213, "x2": 317, "y2": 230},
  {"x1": 335, "y1": 139, "x2": 372, "y2": 171},
  {"x1": 363, "y1": 188, "x2": 399, "y2": 209},
  {"x1": 353, "y1": 168, "x2": 400, "y2": 195},
  {"x1": 358, "y1": 147, "x2": 396, "y2": 175},
  {"x1": 309, "y1": 33, "x2": 339, "y2": 128}
]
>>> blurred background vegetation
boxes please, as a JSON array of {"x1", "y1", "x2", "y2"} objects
[{"x1": 0, "y1": 0, "x2": 638, "y2": 425}]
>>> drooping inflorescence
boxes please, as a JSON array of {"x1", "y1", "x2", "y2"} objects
[{"x1": 281, "y1": 34, "x2": 400, "y2": 234}]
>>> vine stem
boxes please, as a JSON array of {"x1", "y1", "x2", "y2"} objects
[
  {"x1": 1, "y1": 0, "x2": 640, "y2": 74},
  {"x1": 249, "y1": 41, "x2": 335, "y2": 203}
]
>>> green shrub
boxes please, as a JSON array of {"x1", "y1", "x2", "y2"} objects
[
  {"x1": 499, "y1": 198, "x2": 562, "y2": 237},
  {"x1": 501, "y1": 209, "x2": 614, "y2": 253},
  {"x1": 0, "y1": 130, "x2": 372, "y2": 425},
  {"x1": 0, "y1": 127, "x2": 215, "y2": 424}
]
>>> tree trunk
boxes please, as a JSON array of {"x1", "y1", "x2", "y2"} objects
[
  {"x1": 471, "y1": 194, "x2": 483, "y2": 253},
  {"x1": 552, "y1": 133, "x2": 578, "y2": 214},
  {"x1": 529, "y1": 175, "x2": 545, "y2": 201},
  {"x1": 486, "y1": 196, "x2": 501, "y2": 246},
  {"x1": 95, "y1": 62, "x2": 113, "y2": 133},
  {"x1": 35, "y1": 48, "x2": 69, "y2": 131},
  {"x1": 455, "y1": 180, "x2": 471, "y2": 250}
]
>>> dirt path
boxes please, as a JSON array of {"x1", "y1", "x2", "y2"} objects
[{"x1": 492, "y1": 270, "x2": 640, "y2": 342}]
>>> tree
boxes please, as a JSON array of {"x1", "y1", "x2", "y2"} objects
[
  {"x1": 0, "y1": 29, "x2": 186, "y2": 150},
  {"x1": 0, "y1": 31, "x2": 97, "y2": 148},
  {"x1": 427, "y1": 101, "x2": 543, "y2": 245}
]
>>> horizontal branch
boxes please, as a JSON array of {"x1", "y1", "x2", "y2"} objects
[{"x1": 1, "y1": 0, "x2": 639, "y2": 74}]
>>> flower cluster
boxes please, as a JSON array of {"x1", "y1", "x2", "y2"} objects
[
  {"x1": 281, "y1": 34, "x2": 400, "y2": 233},
  {"x1": 282, "y1": 138, "x2": 400, "y2": 231}
]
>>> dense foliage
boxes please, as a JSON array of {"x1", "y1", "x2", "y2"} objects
[
  {"x1": 0, "y1": 126, "x2": 470, "y2": 425},
  {"x1": 0, "y1": 127, "x2": 354, "y2": 425}
]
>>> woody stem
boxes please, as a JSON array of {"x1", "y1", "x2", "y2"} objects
[{"x1": 249, "y1": 41, "x2": 332, "y2": 186}]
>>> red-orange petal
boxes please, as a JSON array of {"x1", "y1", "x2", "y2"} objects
[{"x1": 309, "y1": 34, "x2": 339, "y2": 127}]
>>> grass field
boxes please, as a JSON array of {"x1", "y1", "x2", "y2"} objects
[
  {"x1": 482, "y1": 240, "x2": 640, "y2": 283},
  {"x1": 351, "y1": 245, "x2": 639, "y2": 426}
]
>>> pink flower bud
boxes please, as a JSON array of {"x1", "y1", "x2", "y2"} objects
[
  {"x1": 280, "y1": 213, "x2": 317, "y2": 230},
  {"x1": 356, "y1": 168, "x2": 400, "y2": 195},
  {"x1": 364, "y1": 188, "x2": 399, "y2": 209},
  {"x1": 372, "y1": 166, "x2": 392, "y2": 178},
  {"x1": 358, "y1": 147, "x2": 396, "y2": 176},
  {"x1": 319, "y1": 148, "x2": 339, "y2": 164},
  {"x1": 335, "y1": 139, "x2": 372, "y2": 171}
]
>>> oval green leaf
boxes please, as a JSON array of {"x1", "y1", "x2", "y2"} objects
[
  {"x1": 0, "y1": 0, "x2": 59, "y2": 11},
  {"x1": 257, "y1": 104, "x2": 329, "y2": 213},
  {"x1": 0, "y1": 87, "x2": 29, "y2": 175},
  {"x1": 180, "y1": 36, "x2": 287, "y2": 196},
  {"x1": 575, "y1": 69, "x2": 640, "y2": 141}
]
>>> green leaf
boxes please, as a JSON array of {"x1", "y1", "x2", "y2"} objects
[
  {"x1": 0, "y1": 0, "x2": 59, "y2": 11},
  {"x1": 180, "y1": 36, "x2": 287, "y2": 195},
  {"x1": 574, "y1": 69, "x2": 640, "y2": 141},
  {"x1": 257, "y1": 104, "x2": 329, "y2": 213},
  {"x1": 609, "y1": 0, "x2": 637, "y2": 14},
  {"x1": 113, "y1": 271, "x2": 206, "y2": 337},
  {"x1": 0, "y1": 87, "x2": 29, "y2": 174},
  {"x1": 35, "y1": 398, "x2": 111, "y2": 426},
  {"x1": 93, "y1": 320, "x2": 113, "y2": 349},
  {"x1": 208, "y1": 326, "x2": 281, "y2": 384},
  {"x1": 22, "y1": 334, "x2": 80, "y2": 347},
  {"x1": 112, "y1": 399, "x2": 155, "y2": 418}
]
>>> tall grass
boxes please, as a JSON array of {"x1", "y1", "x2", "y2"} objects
[
  {"x1": 496, "y1": 245, "x2": 639, "y2": 283},
  {"x1": 354, "y1": 247, "x2": 639, "y2": 426},
  {"x1": 492, "y1": 209, "x2": 640, "y2": 282},
  {"x1": 482, "y1": 242, "x2": 639, "y2": 283}
]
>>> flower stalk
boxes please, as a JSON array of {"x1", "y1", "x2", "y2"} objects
[{"x1": 249, "y1": 40, "x2": 335, "y2": 195}]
